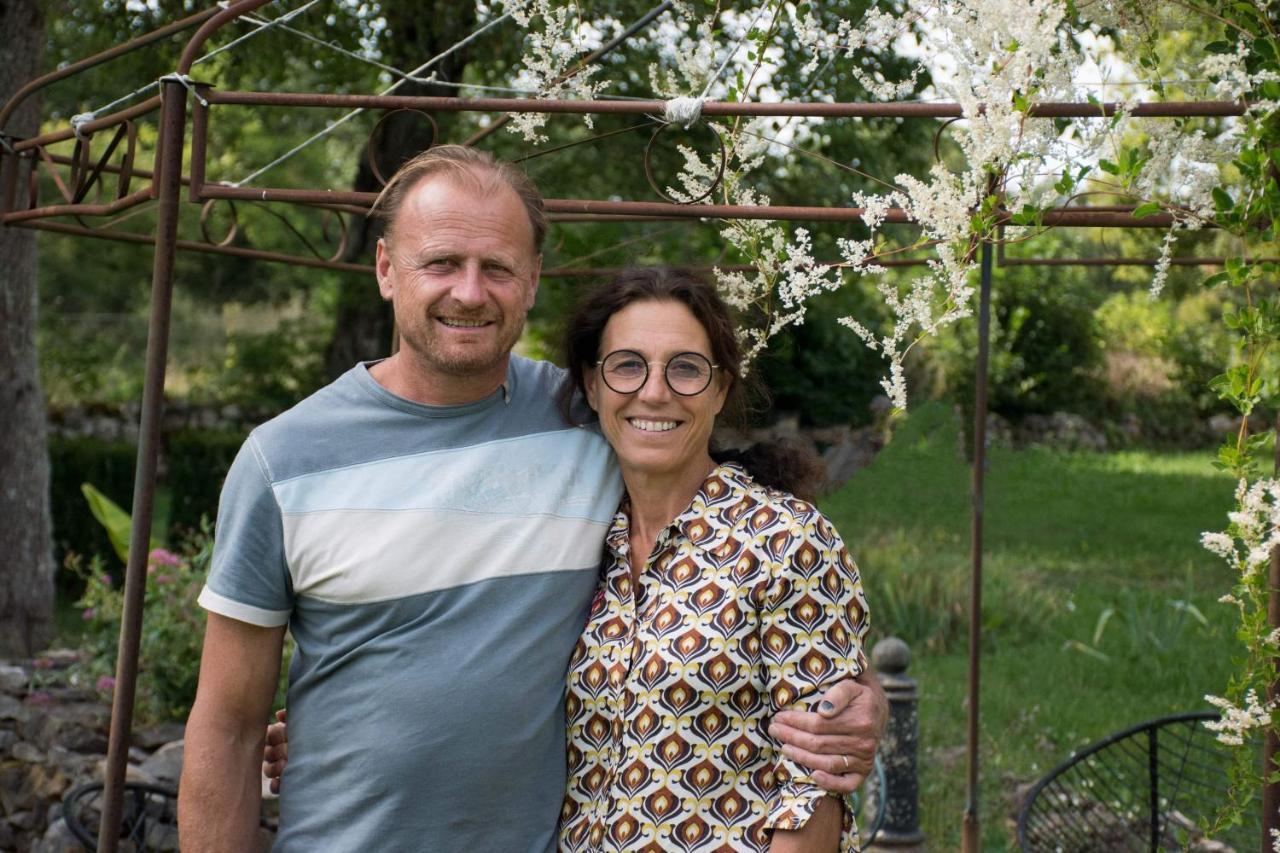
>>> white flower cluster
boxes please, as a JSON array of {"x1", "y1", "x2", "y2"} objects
[
  {"x1": 1201, "y1": 40, "x2": 1272, "y2": 103},
  {"x1": 1201, "y1": 478, "x2": 1280, "y2": 583},
  {"x1": 787, "y1": 5, "x2": 920, "y2": 98},
  {"x1": 663, "y1": 126, "x2": 846, "y2": 371},
  {"x1": 1204, "y1": 689, "x2": 1274, "y2": 747},
  {"x1": 500, "y1": 0, "x2": 605, "y2": 142}
]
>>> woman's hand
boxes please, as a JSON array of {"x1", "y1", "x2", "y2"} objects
[
  {"x1": 262, "y1": 708, "x2": 288, "y2": 794},
  {"x1": 769, "y1": 795, "x2": 843, "y2": 852}
]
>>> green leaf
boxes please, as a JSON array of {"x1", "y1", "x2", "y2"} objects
[
  {"x1": 81, "y1": 483, "x2": 161, "y2": 566},
  {"x1": 1092, "y1": 607, "x2": 1115, "y2": 646},
  {"x1": 1132, "y1": 202, "x2": 1161, "y2": 219},
  {"x1": 1213, "y1": 186, "x2": 1234, "y2": 213},
  {"x1": 1062, "y1": 639, "x2": 1111, "y2": 663},
  {"x1": 1099, "y1": 159, "x2": 1119, "y2": 175},
  {"x1": 1169, "y1": 599, "x2": 1209, "y2": 628}
]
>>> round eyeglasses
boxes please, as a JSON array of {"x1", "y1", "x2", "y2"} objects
[{"x1": 597, "y1": 349, "x2": 719, "y2": 396}]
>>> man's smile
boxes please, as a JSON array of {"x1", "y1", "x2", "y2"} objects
[{"x1": 437, "y1": 317, "x2": 495, "y2": 329}]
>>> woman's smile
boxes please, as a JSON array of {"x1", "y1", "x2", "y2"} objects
[{"x1": 584, "y1": 300, "x2": 728, "y2": 484}]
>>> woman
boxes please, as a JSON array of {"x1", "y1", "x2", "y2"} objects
[
  {"x1": 553, "y1": 268, "x2": 869, "y2": 852},
  {"x1": 265, "y1": 268, "x2": 870, "y2": 851}
]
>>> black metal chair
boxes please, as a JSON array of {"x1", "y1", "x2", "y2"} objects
[
  {"x1": 1017, "y1": 711, "x2": 1258, "y2": 852},
  {"x1": 63, "y1": 781, "x2": 181, "y2": 851},
  {"x1": 62, "y1": 781, "x2": 277, "y2": 851}
]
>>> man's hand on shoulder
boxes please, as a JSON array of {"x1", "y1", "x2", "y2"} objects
[{"x1": 769, "y1": 670, "x2": 887, "y2": 793}]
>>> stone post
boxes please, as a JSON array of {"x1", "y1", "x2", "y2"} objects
[{"x1": 869, "y1": 637, "x2": 925, "y2": 849}]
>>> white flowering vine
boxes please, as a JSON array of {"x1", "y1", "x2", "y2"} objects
[{"x1": 492, "y1": 0, "x2": 1280, "y2": 835}]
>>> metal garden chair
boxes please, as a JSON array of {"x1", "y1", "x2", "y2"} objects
[{"x1": 1017, "y1": 711, "x2": 1258, "y2": 852}]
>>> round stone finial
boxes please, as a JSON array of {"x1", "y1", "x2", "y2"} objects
[{"x1": 871, "y1": 636, "x2": 911, "y2": 674}]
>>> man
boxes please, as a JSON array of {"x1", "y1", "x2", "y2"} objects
[{"x1": 178, "y1": 145, "x2": 885, "y2": 852}]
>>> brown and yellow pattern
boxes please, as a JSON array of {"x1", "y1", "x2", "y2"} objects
[{"x1": 560, "y1": 463, "x2": 870, "y2": 852}]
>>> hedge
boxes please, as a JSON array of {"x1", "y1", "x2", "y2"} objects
[{"x1": 48, "y1": 429, "x2": 247, "y2": 587}]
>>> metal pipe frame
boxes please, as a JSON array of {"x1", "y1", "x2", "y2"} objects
[
  {"x1": 19, "y1": 213, "x2": 1257, "y2": 276},
  {"x1": 201, "y1": 88, "x2": 1249, "y2": 118},
  {"x1": 962, "y1": 239, "x2": 994, "y2": 853},
  {"x1": 0, "y1": 7, "x2": 217, "y2": 133},
  {"x1": 95, "y1": 78, "x2": 187, "y2": 853},
  {"x1": 0, "y1": 2, "x2": 1265, "y2": 850}
]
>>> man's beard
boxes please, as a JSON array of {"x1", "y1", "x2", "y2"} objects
[{"x1": 399, "y1": 311, "x2": 526, "y2": 378}]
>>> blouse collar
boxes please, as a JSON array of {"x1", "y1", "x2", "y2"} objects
[{"x1": 605, "y1": 462, "x2": 766, "y2": 559}]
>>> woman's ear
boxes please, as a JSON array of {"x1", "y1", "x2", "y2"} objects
[
  {"x1": 712, "y1": 375, "x2": 730, "y2": 416},
  {"x1": 582, "y1": 367, "x2": 600, "y2": 412}
]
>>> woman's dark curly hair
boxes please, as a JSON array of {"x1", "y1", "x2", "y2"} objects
[{"x1": 559, "y1": 267, "x2": 824, "y2": 500}]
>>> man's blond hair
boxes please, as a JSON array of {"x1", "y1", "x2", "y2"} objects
[{"x1": 371, "y1": 145, "x2": 547, "y2": 252}]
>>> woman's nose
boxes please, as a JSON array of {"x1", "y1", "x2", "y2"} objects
[{"x1": 635, "y1": 365, "x2": 670, "y2": 402}]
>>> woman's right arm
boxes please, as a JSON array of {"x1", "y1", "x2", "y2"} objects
[{"x1": 770, "y1": 795, "x2": 843, "y2": 852}]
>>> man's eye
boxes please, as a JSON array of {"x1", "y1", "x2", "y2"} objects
[{"x1": 425, "y1": 259, "x2": 455, "y2": 270}]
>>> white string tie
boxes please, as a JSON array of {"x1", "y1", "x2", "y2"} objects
[
  {"x1": 0, "y1": 134, "x2": 16, "y2": 155},
  {"x1": 664, "y1": 97, "x2": 705, "y2": 128},
  {"x1": 158, "y1": 73, "x2": 209, "y2": 107},
  {"x1": 70, "y1": 114, "x2": 95, "y2": 141}
]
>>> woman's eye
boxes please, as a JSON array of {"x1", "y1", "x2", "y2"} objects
[{"x1": 611, "y1": 359, "x2": 645, "y2": 375}]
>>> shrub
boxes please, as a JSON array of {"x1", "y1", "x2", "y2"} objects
[
  {"x1": 166, "y1": 430, "x2": 246, "y2": 536},
  {"x1": 48, "y1": 437, "x2": 138, "y2": 593},
  {"x1": 205, "y1": 319, "x2": 328, "y2": 411},
  {"x1": 754, "y1": 285, "x2": 889, "y2": 427},
  {"x1": 69, "y1": 528, "x2": 212, "y2": 724},
  {"x1": 1095, "y1": 289, "x2": 1236, "y2": 444},
  {"x1": 930, "y1": 263, "x2": 1105, "y2": 420}
]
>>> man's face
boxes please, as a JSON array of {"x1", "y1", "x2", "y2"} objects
[{"x1": 375, "y1": 172, "x2": 541, "y2": 383}]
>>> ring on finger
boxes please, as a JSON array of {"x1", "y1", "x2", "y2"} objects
[{"x1": 840, "y1": 754, "x2": 851, "y2": 772}]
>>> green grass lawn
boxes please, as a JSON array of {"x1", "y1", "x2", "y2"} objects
[{"x1": 819, "y1": 403, "x2": 1247, "y2": 850}]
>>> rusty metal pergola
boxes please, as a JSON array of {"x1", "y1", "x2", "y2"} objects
[{"x1": 0, "y1": 1, "x2": 1269, "y2": 850}]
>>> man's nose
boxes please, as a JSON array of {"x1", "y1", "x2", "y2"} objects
[{"x1": 451, "y1": 263, "x2": 487, "y2": 307}]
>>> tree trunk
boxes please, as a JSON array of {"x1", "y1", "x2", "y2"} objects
[
  {"x1": 0, "y1": 0, "x2": 54, "y2": 657},
  {"x1": 323, "y1": 1, "x2": 479, "y2": 379}
]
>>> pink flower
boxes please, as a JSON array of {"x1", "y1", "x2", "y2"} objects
[
  {"x1": 81, "y1": 608, "x2": 96, "y2": 621},
  {"x1": 100, "y1": 574, "x2": 113, "y2": 587},
  {"x1": 24, "y1": 691, "x2": 53, "y2": 707},
  {"x1": 96, "y1": 676, "x2": 116, "y2": 693},
  {"x1": 148, "y1": 548, "x2": 183, "y2": 568},
  {"x1": 33, "y1": 657, "x2": 54, "y2": 670},
  {"x1": 153, "y1": 573, "x2": 172, "y2": 585}
]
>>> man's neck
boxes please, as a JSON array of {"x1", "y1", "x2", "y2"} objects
[{"x1": 368, "y1": 351, "x2": 509, "y2": 407}]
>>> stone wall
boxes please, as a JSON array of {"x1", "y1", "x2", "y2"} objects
[
  {"x1": 47, "y1": 402, "x2": 270, "y2": 444},
  {"x1": 0, "y1": 652, "x2": 185, "y2": 852}
]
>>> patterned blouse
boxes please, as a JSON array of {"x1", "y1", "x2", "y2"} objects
[{"x1": 559, "y1": 463, "x2": 870, "y2": 852}]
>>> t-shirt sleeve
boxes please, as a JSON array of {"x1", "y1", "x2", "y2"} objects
[
  {"x1": 760, "y1": 506, "x2": 870, "y2": 848},
  {"x1": 197, "y1": 434, "x2": 294, "y2": 627}
]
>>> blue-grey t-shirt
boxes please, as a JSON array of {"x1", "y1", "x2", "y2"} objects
[{"x1": 199, "y1": 356, "x2": 623, "y2": 852}]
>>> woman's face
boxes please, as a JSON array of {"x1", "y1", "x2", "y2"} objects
[{"x1": 584, "y1": 299, "x2": 729, "y2": 481}]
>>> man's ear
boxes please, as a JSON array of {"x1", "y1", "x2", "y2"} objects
[
  {"x1": 525, "y1": 254, "x2": 542, "y2": 311},
  {"x1": 375, "y1": 237, "x2": 394, "y2": 301}
]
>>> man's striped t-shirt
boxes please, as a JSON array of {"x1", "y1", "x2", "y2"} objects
[{"x1": 199, "y1": 355, "x2": 623, "y2": 852}]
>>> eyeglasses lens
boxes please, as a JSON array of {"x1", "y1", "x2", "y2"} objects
[{"x1": 600, "y1": 351, "x2": 712, "y2": 396}]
